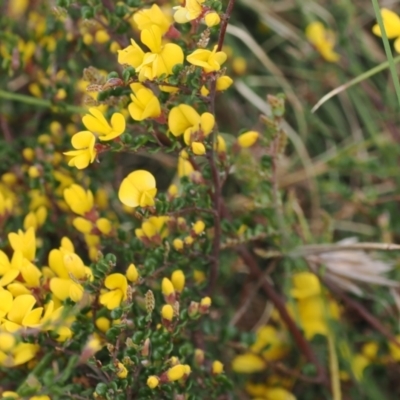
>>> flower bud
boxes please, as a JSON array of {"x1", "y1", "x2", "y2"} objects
[
  {"x1": 204, "y1": 12, "x2": 220, "y2": 27},
  {"x1": 161, "y1": 304, "x2": 174, "y2": 322},
  {"x1": 28, "y1": 165, "x2": 40, "y2": 178},
  {"x1": 141, "y1": 338, "x2": 151, "y2": 357},
  {"x1": 191, "y1": 142, "x2": 206, "y2": 155},
  {"x1": 194, "y1": 349, "x2": 204, "y2": 365},
  {"x1": 192, "y1": 220, "x2": 205, "y2": 236},
  {"x1": 173, "y1": 238, "x2": 184, "y2": 251},
  {"x1": 166, "y1": 364, "x2": 186, "y2": 381},
  {"x1": 116, "y1": 362, "x2": 128, "y2": 378},
  {"x1": 237, "y1": 131, "x2": 259, "y2": 148},
  {"x1": 188, "y1": 301, "x2": 199, "y2": 318},
  {"x1": 212, "y1": 360, "x2": 224, "y2": 374},
  {"x1": 171, "y1": 270, "x2": 185, "y2": 293},
  {"x1": 184, "y1": 236, "x2": 194, "y2": 246},
  {"x1": 200, "y1": 296, "x2": 212, "y2": 314},
  {"x1": 126, "y1": 263, "x2": 139, "y2": 282},
  {"x1": 147, "y1": 375, "x2": 159, "y2": 389},
  {"x1": 161, "y1": 277, "x2": 176, "y2": 304}
]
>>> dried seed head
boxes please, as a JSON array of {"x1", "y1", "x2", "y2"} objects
[
  {"x1": 145, "y1": 290, "x2": 155, "y2": 314},
  {"x1": 197, "y1": 28, "x2": 210, "y2": 48}
]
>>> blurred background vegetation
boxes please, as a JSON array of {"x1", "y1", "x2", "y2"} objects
[{"x1": 3, "y1": 0, "x2": 400, "y2": 398}]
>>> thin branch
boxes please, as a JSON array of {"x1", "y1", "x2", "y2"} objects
[
  {"x1": 206, "y1": 0, "x2": 236, "y2": 294},
  {"x1": 237, "y1": 245, "x2": 329, "y2": 386},
  {"x1": 290, "y1": 242, "x2": 400, "y2": 257},
  {"x1": 323, "y1": 278, "x2": 400, "y2": 349}
]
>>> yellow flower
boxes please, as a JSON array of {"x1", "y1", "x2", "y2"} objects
[
  {"x1": 168, "y1": 104, "x2": 214, "y2": 154},
  {"x1": 136, "y1": 25, "x2": 184, "y2": 81},
  {"x1": 0, "y1": 342, "x2": 39, "y2": 367},
  {"x1": 117, "y1": 38, "x2": 145, "y2": 67},
  {"x1": 232, "y1": 353, "x2": 266, "y2": 373},
  {"x1": 64, "y1": 131, "x2": 97, "y2": 170},
  {"x1": 99, "y1": 273, "x2": 128, "y2": 310},
  {"x1": 174, "y1": 0, "x2": 203, "y2": 24},
  {"x1": 192, "y1": 220, "x2": 205, "y2": 235},
  {"x1": 204, "y1": 12, "x2": 220, "y2": 27},
  {"x1": 161, "y1": 304, "x2": 174, "y2": 321},
  {"x1": 251, "y1": 326, "x2": 289, "y2": 361},
  {"x1": 372, "y1": 8, "x2": 400, "y2": 53},
  {"x1": 216, "y1": 75, "x2": 233, "y2": 91},
  {"x1": 118, "y1": 170, "x2": 157, "y2": 208},
  {"x1": 215, "y1": 135, "x2": 227, "y2": 154},
  {"x1": 305, "y1": 21, "x2": 340, "y2": 62},
  {"x1": 237, "y1": 131, "x2": 259, "y2": 148},
  {"x1": 212, "y1": 360, "x2": 224, "y2": 374},
  {"x1": 0, "y1": 190, "x2": 13, "y2": 216},
  {"x1": 133, "y1": 4, "x2": 171, "y2": 35},
  {"x1": 116, "y1": 362, "x2": 128, "y2": 378},
  {"x1": 23, "y1": 206, "x2": 47, "y2": 230},
  {"x1": 48, "y1": 247, "x2": 91, "y2": 302},
  {"x1": 296, "y1": 296, "x2": 329, "y2": 339},
  {"x1": 264, "y1": 387, "x2": 296, "y2": 400},
  {"x1": 8, "y1": 227, "x2": 36, "y2": 261},
  {"x1": 82, "y1": 108, "x2": 125, "y2": 141},
  {"x1": 173, "y1": 238, "x2": 184, "y2": 250},
  {"x1": 166, "y1": 364, "x2": 186, "y2": 381},
  {"x1": 135, "y1": 216, "x2": 170, "y2": 242},
  {"x1": 147, "y1": 375, "x2": 159, "y2": 389},
  {"x1": 64, "y1": 184, "x2": 94, "y2": 216},
  {"x1": 389, "y1": 334, "x2": 400, "y2": 361},
  {"x1": 187, "y1": 45, "x2": 227, "y2": 73},
  {"x1": 290, "y1": 272, "x2": 321, "y2": 299},
  {"x1": 128, "y1": 83, "x2": 161, "y2": 121},
  {"x1": 171, "y1": 270, "x2": 185, "y2": 293},
  {"x1": 3, "y1": 294, "x2": 42, "y2": 332},
  {"x1": 96, "y1": 316, "x2": 111, "y2": 332}
]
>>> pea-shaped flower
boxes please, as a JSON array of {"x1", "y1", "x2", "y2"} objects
[
  {"x1": 134, "y1": 4, "x2": 171, "y2": 35},
  {"x1": 372, "y1": 9, "x2": 400, "y2": 53},
  {"x1": 187, "y1": 45, "x2": 227, "y2": 73},
  {"x1": 118, "y1": 170, "x2": 157, "y2": 208},
  {"x1": 136, "y1": 25, "x2": 184, "y2": 81},
  {"x1": 99, "y1": 273, "x2": 128, "y2": 310},
  {"x1": 117, "y1": 39, "x2": 145, "y2": 68},
  {"x1": 82, "y1": 108, "x2": 126, "y2": 141},
  {"x1": 168, "y1": 104, "x2": 214, "y2": 155},
  {"x1": 64, "y1": 131, "x2": 97, "y2": 170},
  {"x1": 128, "y1": 83, "x2": 161, "y2": 121}
]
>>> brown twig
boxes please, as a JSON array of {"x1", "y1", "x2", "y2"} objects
[
  {"x1": 206, "y1": 0, "x2": 236, "y2": 295},
  {"x1": 237, "y1": 245, "x2": 329, "y2": 386},
  {"x1": 323, "y1": 278, "x2": 400, "y2": 349}
]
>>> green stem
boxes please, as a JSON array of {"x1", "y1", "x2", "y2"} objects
[
  {"x1": 312, "y1": 55, "x2": 400, "y2": 112},
  {"x1": 371, "y1": 0, "x2": 400, "y2": 110},
  {"x1": 0, "y1": 89, "x2": 86, "y2": 114},
  {"x1": 17, "y1": 352, "x2": 54, "y2": 396}
]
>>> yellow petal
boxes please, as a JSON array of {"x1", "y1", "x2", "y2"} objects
[
  {"x1": 231, "y1": 353, "x2": 266, "y2": 373},
  {"x1": 200, "y1": 112, "x2": 215, "y2": 135},
  {"x1": 50, "y1": 278, "x2": 74, "y2": 301},
  {"x1": 71, "y1": 131, "x2": 94, "y2": 149},
  {"x1": 118, "y1": 170, "x2": 157, "y2": 208},
  {"x1": 110, "y1": 112, "x2": 126, "y2": 134},
  {"x1": 168, "y1": 104, "x2": 200, "y2": 136},
  {"x1": 99, "y1": 289, "x2": 124, "y2": 310},
  {"x1": 373, "y1": 8, "x2": 400, "y2": 38},
  {"x1": 0, "y1": 289, "x2": 13, "y2": 317},
  {"x1": 22, "y1": 307, "x2": 43, "y2": 327},
  {"x1": 7, "y1": 294, "x2": 36, "y2": 324}
]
